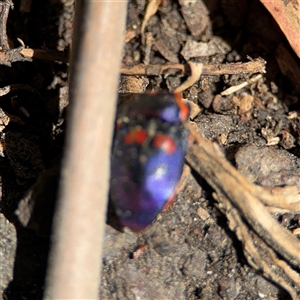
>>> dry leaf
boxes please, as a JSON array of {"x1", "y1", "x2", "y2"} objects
[{"x1": 260, "y1": 0, "x2": 300, "y2": 58}]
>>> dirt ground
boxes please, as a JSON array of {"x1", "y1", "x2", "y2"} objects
[{"x1": 0, "y1": 0, "x2": 299, "y2": 299}]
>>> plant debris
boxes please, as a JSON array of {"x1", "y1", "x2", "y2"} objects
[{"x1": 0, "y1": 0, "x2": 299, "y2": 299}]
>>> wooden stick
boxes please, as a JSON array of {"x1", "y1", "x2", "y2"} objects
[{"x1": 44, "y1": 1, "x2": 127, "y2": 298}]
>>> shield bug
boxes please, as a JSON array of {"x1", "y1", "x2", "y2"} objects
[{"x1": 110, "y1": 93, "x2": 190, "y2": 232}]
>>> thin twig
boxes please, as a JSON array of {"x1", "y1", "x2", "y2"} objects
[
  {"x1": 0, "y1": 0, "x2": 13, "y2": 50},
  {"x1": 121, "y1": 58, "x2": 266, "y2": 77},
  {"x1": 0, "y1": 47, "x2": 32, "y2": 66},
  {"x1": 185, "y1": 127, "x2": 300, "y2": 296},
  {"x1": 186, "y1": 126, "x2": 300, "y2": 268},
  {"x1": 0, "y1": 46, "x2": 68, "y2": 66},
  {"x1": 20, "y1": 48, "x2": 69, "y2": 63},
  {"x1": 216, "y1": 193, "x2": 300, "y2": 299},
  {"x1": 220, "y1": 74, "x2": 263, "y2": 96}
]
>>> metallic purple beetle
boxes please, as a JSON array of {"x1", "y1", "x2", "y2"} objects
[{"x1": 110, "y1": 93, "x2": 190, "y2": 232}]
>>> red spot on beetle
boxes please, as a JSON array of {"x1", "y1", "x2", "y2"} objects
[
  {"x1": 152, "y1": 134, "x2": 176, "y2": 154},
  {"x1": 124, "y1": 128, "x2": 148, "y2": 145}
]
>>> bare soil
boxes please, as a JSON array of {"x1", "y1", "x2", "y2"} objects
[{"x1": 0, "y1": 0, "x2": 299, "y2": 299}]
